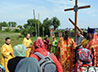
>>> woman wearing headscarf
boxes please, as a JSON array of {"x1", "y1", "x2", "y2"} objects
[
  {"x1": 57, "y1": 30, "x2": 76, "y2": 72},
  {"x1": 81, "y1": 28, "x2": 98, "y2": 66},
  {"x1": 29, "y1": 37, "x2": 63, "y2": 72},
  {"x1": 8, "y1": 44, "x2": 26, "y2": 72},
  {"x1": 74, "y1": 46, "x2": 93, "y2": 72}
]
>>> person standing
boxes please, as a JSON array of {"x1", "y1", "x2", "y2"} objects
[
  {"x1": 0, "y1": 37, "x2": 14, "y2": 72},
  {"x1": 57, "y1": 31, "x2": 76, "y2": 72},
  {"x1": 8, "y1": 44, "x2": 26, "y2": 72},
  {"x1": 43, "y1": 35, "x2": 49, "y2": 50},
  {"x1": 50, "y1": 37, "x2": 58, "y2": 57},
  {"x1": 22, "y1": 33, "x2": 32, "y2": 57},
  {"x1": 74, "y1": 46, "x2": 93, "y2": 72},
  {"x1": 81, "y1": 28, "x2": 98, "y2": 66},
  {"x1": 29, "y1": 37, "x2": 63, "y2": 72},
  {"x1": 75, "y1": 31, "x2": 84, "y2": 46}
]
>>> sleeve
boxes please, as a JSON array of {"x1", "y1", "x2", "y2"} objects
[
  {"x1": 71, "y1": 39, "x2": 77, "y2": 50},
  {"x1": 51, "y1": 53, "x2": 63, "y2": 72},
  {"x1": 45, "y1": 39, "x2": 49, "y2": 44},
  {"x1": 44, "y1": 39, "x2": 49, "y2": 44},
  {"x1": 30, "y1": 39, "x2": 32, "y2": 44},
  {"x1": 1, "y1": 45, "x2": 10, "y2": 58},
  {"x1": 29, "y1": 44, "x2": 35, "y2": 56},
  {"x1": 22, "y1": 38, "x2": 26, "y2": 45},
  {"x1": 22, "y1": 38, "x2": 28, "y2": 47},
  {"x1": 57, "y1": 41, "x2": 60, "y2": 55}
]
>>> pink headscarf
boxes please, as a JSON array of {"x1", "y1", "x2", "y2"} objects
[{"x1": 34, "y1": 37, "x2": 45, "y2": 49}]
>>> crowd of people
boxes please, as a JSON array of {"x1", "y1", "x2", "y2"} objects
[{"x1": 0, "y1": 27, "x2": 98, "y2": 72}]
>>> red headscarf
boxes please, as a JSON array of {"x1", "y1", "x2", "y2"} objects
[{"x1": 34, "y1": 38, "x2": 45, "y2": 49}]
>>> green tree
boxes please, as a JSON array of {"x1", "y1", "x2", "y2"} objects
[
  {"x1": 8, "y1": 22, "x2": 17, "y2": 27},
  {"x1": 2, "y1": 22, "x2": 8, "y2": 27},
  {"x1": 51, "y1": 17, "x2": 60, "y2": 30},
  {"x1": 22, "y1": 19, "x2": 41, "y2": 36},
  {"x1": 23, "y1": 24, "x2": 28, "y2": 29},
  {"x1": 0, "y1": 21, "x2": 8, "y2": 30},
  {"x1": 42, "y1": 18, "x2": 51, "y2": 36},
  {"x1": 17, "y1": 25, "x2": 22, "y2": 30}
]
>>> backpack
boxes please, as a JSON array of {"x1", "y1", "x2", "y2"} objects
[{"x1": 34, "y1": 52, "x2": 56, "y2": 72}]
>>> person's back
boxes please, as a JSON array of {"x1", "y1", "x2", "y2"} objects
[
  {"x1": 15, "y1": 57, "x2": 41, "y2": 72},
  {"x1": 8, "y1": 44, "x2": 26, "y2": 72},
  {"x1": 8, "y1": 57, "x2": 25, "y2": 72},
  {"x1": 57, "y1": 31, "x2": 76, "y2": 72},
  {"x1": 75, "y1": 34, "x2": 84, "y2": 46},
  {"x1": 30, "y1": 48, "x2": 63, "y2": 72},
  {"x1": 74, "y1": 46, "x2": 93, "y2": 72},
  {"x1": 29, "y1": 37, "x2": 63, "y2": 72}
]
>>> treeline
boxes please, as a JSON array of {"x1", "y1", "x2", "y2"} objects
[
  {"x1": 0, "y1": 21, "x2": 17, "y2": 29},
  {"x1": 0, "y1": 17, "x2": 60, "y2": 36},
  {"x1": 22, "y1": 17, "x2": 60, "y2": 36}
]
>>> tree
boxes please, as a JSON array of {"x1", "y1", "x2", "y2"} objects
[
  {"x1": 23, "y1": 24, "x2": 28, "y2": 29},
  {"x1": 42, "y1": 18, "x2": 51, "y2": 36},
  {"x1": 51, "y1": 17, "x2": 60, "y2": 30},
  {"x1": 1, "y1": 22, "x2": 8, "y2": 27},
  {"x1": 17, "y1": 25, "x2": 22, "y2": 29},
  {"x1": 0, "y1": 21, "x2": 8, "y2": 30},
  {"x1": 8, "y1": 22, "x2": 17, "y2": 27},
  {"x1": 12, "y1": 22, "x2": 17, "y2": 27},
  {"x1": 21, "y1": 19, "x2": 41, "y2": 36}
]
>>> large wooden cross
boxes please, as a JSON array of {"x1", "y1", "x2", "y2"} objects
[{"x1": 64, "y1": 0, "x2": 90, "y2": 39}]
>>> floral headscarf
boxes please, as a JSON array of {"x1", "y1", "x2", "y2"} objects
[{"x1": 34, "y1": 38, "x2": 45, "y2": 49}]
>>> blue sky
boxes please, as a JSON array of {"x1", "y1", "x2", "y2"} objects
[{"x1": 0, "y1": 0, "x2": 98, "y2": 29}]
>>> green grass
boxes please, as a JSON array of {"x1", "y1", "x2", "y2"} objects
[
  {"x1": 0, "y1": 32, "x2": 22, "y2": 62},
  {"x1": 0, "y1": 32, "x2": 60, "y2": 63}
]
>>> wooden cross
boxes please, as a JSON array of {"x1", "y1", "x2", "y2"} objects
[{"x1": 64, "y1": 0, "x2": 90, "y2": 39}]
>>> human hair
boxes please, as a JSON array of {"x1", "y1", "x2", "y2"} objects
[
  {"x1": 5, "y1": 37, "x2": 10, "y2": 41},
  {"x1": 86, "y1": 33, "x2": 93, "y2": 40},
  {"x1": 26, "y1": 33, "x2": 30, "y2": 37},
  {"x1": 64, "y1": 30, "x2": 70, "y2": 40}
]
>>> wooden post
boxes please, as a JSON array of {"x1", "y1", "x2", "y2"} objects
[{"x1": 64, "y1": 0, "x2": 90, "y2": 40}]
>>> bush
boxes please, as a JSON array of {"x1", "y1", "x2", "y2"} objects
[
  {"x1": 4, "y1": 28, "x2": 11, "y2": 32},
  {"x1": 13, "y1": 29, "x2": 20, "y2": 33}
]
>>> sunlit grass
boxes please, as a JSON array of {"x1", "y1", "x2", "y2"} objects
[{"x1": 0, "y1": 32, "x2": 60, "y2": 63}]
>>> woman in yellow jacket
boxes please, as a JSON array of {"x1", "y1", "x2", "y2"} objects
[
  {"x1": 0, "y1": 37, "x2": 14, "y2": 72},
  {"x1": 22, "y1": 33, "x2": 32, "y2": 57}
]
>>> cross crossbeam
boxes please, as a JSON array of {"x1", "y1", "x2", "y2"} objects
[{"x1": 64, "y1": 0, "x2": 90, "y2": 39}]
